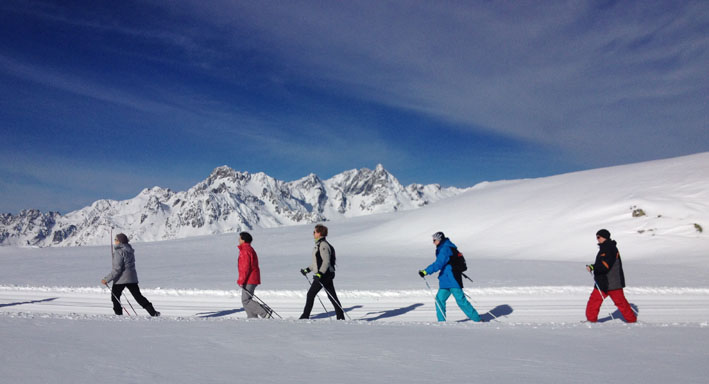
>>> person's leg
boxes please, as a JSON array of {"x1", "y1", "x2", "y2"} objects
[
  {"x1": 450, "y1": 288, "x2": 481, "y2": 322},
  {"x1": 299, "y1": 281, "x2": 322, "y2": 319},
  {"x1": 241, "y1": 284, "x2": 267, "y2": 318},
  {"x1": 111, "y1": 284, "x2": 126, "y2": 315},
  {"x1": 435, "y1": 289, "x2": 451, "y2": 321},
  {"x1": 321, "y1": 278, "x2": 345, "y2": 320},
  {"x1": 585, "y1": 288, "x2": 606, "y2": 322},
  {"x1": 126, "y1": 284, "x2": 159, "y2": 316},
  {"x1": 608, "y1": 289, "x2": 637, "y2": 323}
]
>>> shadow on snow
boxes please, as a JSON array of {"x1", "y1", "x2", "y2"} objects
[
  {"x1": 311, "y1": 305, "x2": 363, "y2": 319},
  {"x1": 457, "y1": 304, "x2": 514, "y2": 323},
  {"x1": 0, "y1": 297, "x2": 58, "y2": 308},
  {"x1": 196, "y1": 308, "x2": 245, "y2": 318},
  {"x1": 598, "y1": 303, "x2": 640, "y2": 323},
  {"x1": 360, "y1": 303, "x2": 424, "y2": 321}
]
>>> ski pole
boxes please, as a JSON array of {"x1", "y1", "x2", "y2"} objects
[
  {"x1": 588, "y1": 264, "x2": 637, "y2": 317},
  {"x1": 122, "y1": 289, "x2": 138, "y2": 316},
  {"x1": 422, "y1": 276, "x2": 447, "y2": 321},
  {"x1": 461, "y1": 288, "x2": 479, "y2": 304},
  {"x1": 461, "y1": 287, "x2": 498, "y2": 322},
  {"x1": 457, "y1": 271, "x2": 483, "y2": 312},
  {"x1": 241, "y1": 288, "x2": 282, "y2": 319},
  {"x1": 103, "y1": 283, "x2": 131, "y2": 317},
  {"x1": 304, "y1": 274, "x2": 330, "y2": 315},
  {"x1": 589, "y1": 270, "x2": 613, "y2": 320},
  {"x1": 314, "y1": 278, "x2": 351, "y2": 321},
  {"x1": 458, "y1": 273, "x2": 493, "y2": 320},
  {"x1": 459, "y1": 289, "x2": 494, "y2": 322}
]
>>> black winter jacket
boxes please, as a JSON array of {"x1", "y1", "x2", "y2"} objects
[{"x1": 593, "y1": 240, "x2": 626, "y2": 291}]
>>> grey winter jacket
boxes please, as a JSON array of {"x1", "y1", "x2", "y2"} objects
[
  {"x1": 309, "y1": 238, "x2": 335, "y2": 275},
  {"x1": 104, "y1": 243, "x2": 139, "y2": 284}
]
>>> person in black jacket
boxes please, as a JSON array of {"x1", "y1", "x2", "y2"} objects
[
  {"x1": 585, "y1": 229, "x2": 637, "y2": 323},
  {"x1": 299, "y1": 224, "x2": 345, "y2": 320}
]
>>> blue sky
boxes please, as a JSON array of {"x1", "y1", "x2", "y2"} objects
[{"x1": 1, "y1": 0, "x2": 707, "y2": 214}]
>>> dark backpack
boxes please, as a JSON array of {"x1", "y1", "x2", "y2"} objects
[{"x1": 448, "y1": 247, "x2": 467, "y2": 287}]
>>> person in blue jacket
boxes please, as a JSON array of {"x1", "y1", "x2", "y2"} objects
[{"x1": 418, "y1": 232, "x2": 481, "y2": 322}]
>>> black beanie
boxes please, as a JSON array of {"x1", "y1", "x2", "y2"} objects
[{"x1": 596, "y1": 229, "x2": 611, "y2": 240}]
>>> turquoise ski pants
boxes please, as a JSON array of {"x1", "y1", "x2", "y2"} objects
[{"x1": 435, "y1": 288, "x2": 481, "y2": 322}]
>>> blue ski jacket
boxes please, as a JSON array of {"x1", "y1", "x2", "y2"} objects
[{"x1": 424, "y1": 238, "x2": 460, "y2": 289}]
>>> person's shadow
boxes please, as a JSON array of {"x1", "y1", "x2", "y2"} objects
[
  {"x1": 598, "y1": 303, "x2": 639, "y2": 323},
  {"x1": 458, "y1": 304, "x2": 514, "y2": 322},
  {"x1": 311, "y1": 305, "x2": 363, "y2": 319},
  {"x1": 361, "y1": 303, "x2": 424, "y2": 321},
  {"x1": 0, "y1": 297, "x2": 58, "y2": 308},
  {"x1": 196, "y1": 308, "x2": 245, "y2": 318}
]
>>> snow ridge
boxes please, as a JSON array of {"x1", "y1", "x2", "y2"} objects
[{"x1": 0, "y1": 165, "x2": 464, "y2": 247}]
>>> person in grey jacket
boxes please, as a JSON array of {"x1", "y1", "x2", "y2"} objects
[
  {"x1": 299, "y1": 224, "x2": 345, "y2": 320},
  {"x1": 101, "y1": 233, "x2": 159, "y2": 316}
]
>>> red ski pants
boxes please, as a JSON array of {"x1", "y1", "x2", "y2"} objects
[{"x1": 585, "y1": 288, "x2": 637, "y2": 323}]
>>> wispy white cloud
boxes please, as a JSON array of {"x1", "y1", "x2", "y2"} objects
[
  {"x1": 0, "y1": 55, "x2": 176, "y2": 114},
  {"x1": 0, "y1": 150, "x2": 205, "y2": 214},
  {"x1": 168, "y1": 0, "x2": 709, "y2": 164}
]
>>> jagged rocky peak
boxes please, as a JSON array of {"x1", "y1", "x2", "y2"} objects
[
  {"x1": 193, "y1": 166, "x2": 242, "y2": 192},
  {"x1": 291, "y1": 173, "x2": 323, "y2": 189},
  {"x1": 139, "y1": 186, "x2": 173, "y2": 199},
  {"x1": 337, "y1": 164, "x2": 400, "y2": 195},
  {"x1": 208, "y1": 165, "x2": 256, "y2": 184}
]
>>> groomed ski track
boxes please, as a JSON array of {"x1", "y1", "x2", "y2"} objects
[{"x1": 2, "y1": 285, "x2": 708, "y2": 324}]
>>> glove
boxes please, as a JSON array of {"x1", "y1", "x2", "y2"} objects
[
  {"x1": 418, "y1": 270, "x2": 427, "y2": 277},
  {"x1": 586, "y1": 264, "x2": 595, "y2": 272},
  {"x1": 300, "y1": 267, "x2": 311, "y2": 276},
  {"x1": 314, "y1": 272, "x2": 323, "y2": 281}
]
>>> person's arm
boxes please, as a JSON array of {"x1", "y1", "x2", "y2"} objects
[
  {"x1": 593, "y1": 246, "x2": 617, "y2": 275},
  {"x1": 425, "y1": 246, "x2": 452, "y2": 275},
  {"x1": 103, "y1": 249, "x2": 125, "y2": 283},
  {"x1": 237, "y1": 248, "x2": 252, "y2": 286}
]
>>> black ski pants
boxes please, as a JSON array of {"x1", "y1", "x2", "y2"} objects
[
  {"x1": 300, "y1": 274, "x2": 345, "y2": 320},
  {"x1": 111, "y1": 283, "x2": 158, "y2": 316}
]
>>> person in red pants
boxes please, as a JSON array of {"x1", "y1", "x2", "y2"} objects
[{"x1": 585, "y1": 229, "x2": 637, "y2": 323}]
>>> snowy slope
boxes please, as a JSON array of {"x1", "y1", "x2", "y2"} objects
[
  {"x1": 356, "y1": 152, "x2": 709, "y2": 263},
  {"x1": 1, "y1": 314, "x2": 706, "y2": 384}
]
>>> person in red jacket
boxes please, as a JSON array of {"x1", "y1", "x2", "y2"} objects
[{"x1": 237, "y1": 232, "x2": 270, "y2": 318}]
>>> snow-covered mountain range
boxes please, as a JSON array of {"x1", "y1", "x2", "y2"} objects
[{"x1": 0, "y1": 165, "x2": 464, "y2": 247}]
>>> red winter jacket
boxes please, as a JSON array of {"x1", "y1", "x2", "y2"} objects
[{"x1": 237, "y1": 242, "x2": 261, "y2": 286}]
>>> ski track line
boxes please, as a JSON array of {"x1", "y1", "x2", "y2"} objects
[{"x1": 1, "y1": 285, "x2": 708, "y2": 324}]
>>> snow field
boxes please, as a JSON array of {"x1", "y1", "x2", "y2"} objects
[
  {"x1": 1, "y1": 312, "x2": 707, "y2": 384},
  {"x1": 2, "y1": 153, "x2": 709, "y2": 383},
  {"x1": 2, "y1": 285, "x2": 709, "y2": 324}
]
